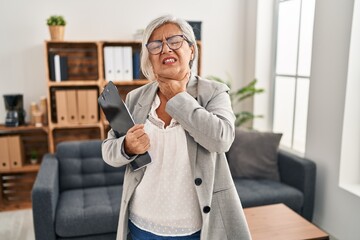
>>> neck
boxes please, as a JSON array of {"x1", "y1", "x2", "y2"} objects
[{"x1": 158, "y1": 90, "x2": 168, "y2": 102}]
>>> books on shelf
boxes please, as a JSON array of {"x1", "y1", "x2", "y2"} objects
[
  {"x1": 104, "y1": 47, "x2": 115, "y2": 81},
  {"x1": 123, "y1": 46, "x2": 133, "y2": 80},
  {"x1": 55, "y1": 89, "x2": 99, "y2": 124},
  {"x1": 103, "y1": 46, "x2": 134, "y2": 81},
  {"x1": 132, "y1": 49, "x2": 142, "y2": 79},
  {"x1": 49, "y1": 53, "x2": 68, "y2": 82},
  {"x1": 0, "y1": 136, "x2": 25, "y2": 170}
]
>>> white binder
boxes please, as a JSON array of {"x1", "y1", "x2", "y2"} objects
[
  {"x1": 54, "y1": 54, "x2": 61, "y2": 82},
  {"x1": 122, "y1": 46, "x2": 133, "y2": 80},
  {"x1": 104, "y1": 46, "x2": 115, "y2": 81},
  {"x1": 114, "y1": 47, "x2": 124, "y2": 81}
]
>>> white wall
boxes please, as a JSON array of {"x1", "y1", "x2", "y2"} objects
[
  {"x1": 0, "y1": 0, "x2": 246, "y2": 122},
  {"x1": 306, "y1": 0, "x2": 360, "y2": 239}
]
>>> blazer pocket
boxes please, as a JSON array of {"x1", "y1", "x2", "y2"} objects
[{"x1": 213, "y1": 183, "x2": 235, "y2": 194}]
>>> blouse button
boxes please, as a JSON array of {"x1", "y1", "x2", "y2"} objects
[
  {"x1": 195, "y1": 178, "x2": 202, "y2": 186},
  {"x1": 203, "y1": 206, "x2": 211, "y2": 213}
]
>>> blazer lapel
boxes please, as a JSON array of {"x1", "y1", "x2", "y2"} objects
[
  {"x1": 186, "y1": 75, "x2": 198, "y2": 99},
  {"x1": 132, "y1": 82, "x2": 158, "y2": 124},
  {"x1": 186, "y1": 75, "x2": 199, "y2": 176}
]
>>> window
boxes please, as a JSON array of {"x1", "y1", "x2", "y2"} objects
[
  {"x1": 339, "y1": 0, "x2": 360, "y2": 197},
  {"x1": 273, "y1": 0, "x2": 315, "y2": 153}
]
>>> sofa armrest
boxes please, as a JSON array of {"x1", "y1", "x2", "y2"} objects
[
  {"x1": 32, "y1": 153, "x2": 59, "y2": 240},
  {"x1": 278, "y1": 149, "x2": 316, "y2": 221}
]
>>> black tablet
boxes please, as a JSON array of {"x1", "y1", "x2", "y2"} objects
[{"x1": 98, "y1": 81, "x2": 151, "y2": 171}]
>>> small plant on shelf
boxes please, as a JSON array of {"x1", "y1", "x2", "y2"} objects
[
  {"x1": 46, "y1": 15, "x2": 66, "y2": 41},
  {"x1": 30, "y1": 150, "x2": 38, "y2": 165}
]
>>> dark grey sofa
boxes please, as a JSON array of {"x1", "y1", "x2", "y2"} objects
[
  {"x1": 32, "y1": 140, "x2": 125, "y2": 240},
  {"x1": 233, "y1": 149, "x2": 316, "y2": 221},
  {"x1": 32, "y1": 139, "x2": 316, "y2": 239}
]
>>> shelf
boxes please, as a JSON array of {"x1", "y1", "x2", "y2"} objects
[
  {"x1": 0, "y1": 124, "x2": 48, "y2": 134},
  {"x1": 0, "y1": 170, "x2": 38, "y2": 211},
  {"x1": 0, "y1": 164, "x2": 39, "y2": 174},
  {"x1": 46, "y1": 40, "x2": 100, "y2": 44},
  {"x1": 104, "y1": 79, "x2": 150, "y2": 86},
  {"x1": 46, "y1": 41, "x2": 99, "y2": 81},
  {"x1": 102, "y1": 40, "x2": 142, "y2": 45},
  {"x1": 49, "y1": 122, "x2": 103, "y2": 130},
  {"x1": 51, "y1": 127, "x2": 103, "y2": 153},
  {"x1": 48, "y1": 80, "x2": 100, "y2": 87}
]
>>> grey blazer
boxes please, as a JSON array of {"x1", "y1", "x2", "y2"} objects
[{"x1": 102, "y1": 76, "x2": 251, "y2": 240}]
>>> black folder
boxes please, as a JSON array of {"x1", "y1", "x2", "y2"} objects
[{"x1": 98, "y1": 81, "x2": 151, "y2": 171}]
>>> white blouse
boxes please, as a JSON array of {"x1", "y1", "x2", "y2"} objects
[{"x1": 129, "y1": 94, "x2": 202, "y2": 236}]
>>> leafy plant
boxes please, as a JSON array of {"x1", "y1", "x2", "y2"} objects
[
  {"x1": 207, "y1": 75, "x2": 264, "y2": 127},
  {"x1": 30, "y1": 150, "x2": 38, "y2": 160},
  {"x1": 47, "y1": 15, "x2": 66, "y2": 26}
]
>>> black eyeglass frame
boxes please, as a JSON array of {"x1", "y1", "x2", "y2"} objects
[{"x1": 145, "y1": 34, "x2": 192, "y2": 55}]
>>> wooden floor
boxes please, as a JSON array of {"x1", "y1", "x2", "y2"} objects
[
  {"x1": 0, "y1": 207, "x2": 337, "y2": 240},
  {"x1": 0, "y1": 208, "x2": 35, "y2": 240}
]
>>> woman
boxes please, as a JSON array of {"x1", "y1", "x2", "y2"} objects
[{"x1": 102, "y1": 15, "x2": 251, "y2": 240}]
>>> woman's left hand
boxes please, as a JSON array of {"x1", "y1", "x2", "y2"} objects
[{"x1": 156, "y1": 72, "x2": 190, "y2": 100}]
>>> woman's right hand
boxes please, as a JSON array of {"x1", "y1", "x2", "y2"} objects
[{"x1": 124, "y1": 124, "x2": 150, "y2": 155}]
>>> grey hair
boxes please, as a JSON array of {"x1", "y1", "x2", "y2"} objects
[{"x1": 140, "y1": 15, "x2": 198, "y2": 81}]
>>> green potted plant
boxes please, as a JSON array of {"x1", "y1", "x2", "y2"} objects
[
  {"x1": 207, "y1": 75, "x2": 264, "y2": 127},
  {"x1": 46, "y1": 15, "x2": 66, "y2": 41},
  {"x1": 30, "y1": 150, "x2": 38, "y2": 165}
]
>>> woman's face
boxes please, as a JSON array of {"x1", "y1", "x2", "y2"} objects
[{"x1": 148, "y1": 23, "x2": 194, "y2": 80}]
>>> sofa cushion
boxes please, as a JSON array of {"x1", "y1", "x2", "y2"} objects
[
  {"x1": 56, "y1": 140, "x2": 126, "y2": 191},
  {"x1": 234, "y1": 178, "x2": 303, "y2": 213},
  {"x1": 55, "y1": 185, "x2": 122, "y2": 237},
  {"x1": 59, "y1": 156, "x2": 126, "y2": 191},
  {"x1": 227, "y1": 128, "x2": 282, "y2": 181}
]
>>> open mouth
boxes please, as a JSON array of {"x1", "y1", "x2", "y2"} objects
[{"x1": 162, "y1": 57, "x2": 177, "y2": 64}]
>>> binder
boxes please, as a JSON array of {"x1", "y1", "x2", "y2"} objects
[
  {"x1": 114, "y1": 47, "x2": 124, "y2": 81},
  {"x1": 8, "y1": 136, "x2": 24, "y2": 169},
  {"x1": 54, "y1": 55, "x2": 61, "y2": 82},
  {"x1": 49, "y1": 53, "x2": 56, "y2": 81},
  {"x1": 54, "y1": 55, "x2": 68, "y2": 81},
  {"x1": 87, "y1": 89, "x2": 98, "y2": 123},
  {"x1": 66, "y1": 90, "x2": 78, "y2": 123},
  {"x1": 77, "y1": 89, "x2": 88, "y2": 123},
  {"x1": 98, "y1": 81, "x2": 152, "y2": 171},
  {"x1": 105, "y1": 46, "x2": 134, "y2": 81},
  {"x1": 132, "y1": 49, "x2": 141, "y2": 79},
  {"x1": 122, "y1": 46, "x2": 133, "y2": 80},
  {"x1": 104, "y1": 46, "x2": 115, "y2": 81},
  {"x1": 60, "y1": 56, "x2": 68, "y2": 81},
  {"x1": 0, "y1": 136, "x2": 10, "y2": 170},
  {"x1": 55, "y1": 90, "x2": 68, "y2": 124}
]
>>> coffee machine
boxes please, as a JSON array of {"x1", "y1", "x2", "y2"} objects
[{"x1": 3, "y1": 94, "x2": 26, "y2": 127}]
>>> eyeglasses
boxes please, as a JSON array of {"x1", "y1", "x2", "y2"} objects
[{"x1": 146, "y1": 35, "x2": 190, "y2": 55}]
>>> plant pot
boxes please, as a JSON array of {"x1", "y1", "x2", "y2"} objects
[
  {"x1": 49, "y1": 26, "x2": 65, "y2": 41},
  {"x1": 30, "y1": 158, "x2": 38, "y2": 165}
]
